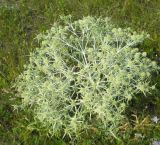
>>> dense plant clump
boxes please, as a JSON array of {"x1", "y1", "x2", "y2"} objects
[{"x1": 15, "y1": 16, "x2": 159, "y2": 139}]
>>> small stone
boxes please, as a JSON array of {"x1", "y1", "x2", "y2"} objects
[{"x1": 152, "y1": 141, "x2": 160, "y2": 145}]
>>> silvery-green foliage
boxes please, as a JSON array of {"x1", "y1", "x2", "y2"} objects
[{"x1": 15, "y1": 16, "x2": 159, "y2": 139}]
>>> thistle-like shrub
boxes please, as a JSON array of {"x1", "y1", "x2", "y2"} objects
[{"x1": 15, "y1": 16, "x2": 159, "y2": 139}]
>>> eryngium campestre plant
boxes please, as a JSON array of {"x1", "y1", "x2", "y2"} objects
[{"x1": 15, "y1": 16, "x2": 159, "y2": 139}]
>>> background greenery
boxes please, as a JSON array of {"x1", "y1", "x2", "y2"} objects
[{"x1": 0, "y1": 0, "x2": 160, "y2": 144}]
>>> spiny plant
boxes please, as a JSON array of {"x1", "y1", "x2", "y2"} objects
[{"x1": 14, "y1": 16, "x2": 159, "y2": 140}]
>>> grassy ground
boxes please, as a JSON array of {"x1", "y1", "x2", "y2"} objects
[{"x1": 0, "y1": 0, "x2": 160, "y2": 144}]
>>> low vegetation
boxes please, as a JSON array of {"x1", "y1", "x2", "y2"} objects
[{"x1": 0, "y1": 0, "x2": 160, "y2": 144}]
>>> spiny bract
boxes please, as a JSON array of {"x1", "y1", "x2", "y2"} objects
[{"x1": 15, "y1": 16, "x2": 159, "y2": 139}]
